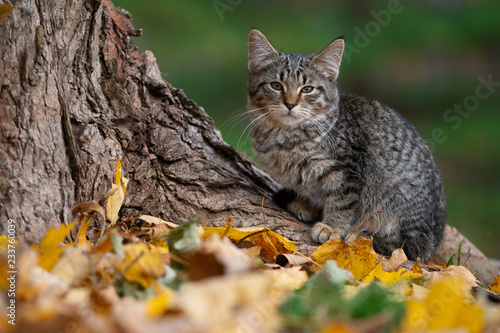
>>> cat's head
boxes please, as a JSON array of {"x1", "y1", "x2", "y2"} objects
[{"x1": 247, "y1": 29, "x2": 344, "y2": 127}]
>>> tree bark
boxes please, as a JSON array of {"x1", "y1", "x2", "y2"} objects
[{"x1": 0, "y1": 0, "x2": 497, "y2": 282}]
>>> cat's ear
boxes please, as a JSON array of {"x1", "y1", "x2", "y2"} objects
[
  {"x1": 313, "y1": 37, "x2": 344, "y2": 80},
  {"x1": 248, "y1": 29, "x2": 279, "y2": 74}
]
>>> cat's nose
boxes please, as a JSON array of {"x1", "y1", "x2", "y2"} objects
[{"x1": 284, "y1": 102, "x2": 297, "y2": 110}]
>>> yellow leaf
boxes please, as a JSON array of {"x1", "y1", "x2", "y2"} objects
[
  {"x1": 146, "y1": 282, "x2": 174, "y2": 317},
  {"x1": 106, "y1": 159, "x2": 129, "y2": 225},
  {"x1": 402, "y1": 277, "x2": 483, "y2": 332},
  {"x1": 115, "y1": 243, "x2": 165, "y2": 288},
  {"x1": 311, "y1": 238, "x2": 379, "y2": 280},
  {"x1": 488, "y1": 275, "x2": 500, "y2": 294},
  {"x1": 74, "y1": 218, "x2": 93, "y2": 246},
  {"x1": 321, "y1": 324, "x2": 352, "y2": 333},
  {"x1": 51, "y1": 243, "x2": 91, "y2": 286},
  {"x1": 363, "y1": 262, "x2": 423, "y2": 285},
  {"x1": 0, "y1": 235, "x2": 14, "y2": 251},
  {"x1": 32, "y1": 222, "x2": 77, "y2": 271},
  {"x1": 178, "y1": 269, "x2": 306, "y2": 332},
  {"x1": 202, "y1": 226, "x2": 296, "y2": 262},
  {"x1": 0, "y1": 1, "x2": 13, "y2": 21},
  {"x1": 425, "y1": 265, "x2": 478, "y2": 301}
]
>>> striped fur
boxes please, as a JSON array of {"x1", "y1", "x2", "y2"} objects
[{"x1": 247, "y1": 29, "x2": 446, "y2": 262}]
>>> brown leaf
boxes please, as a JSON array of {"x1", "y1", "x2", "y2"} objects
[
  {"x1": 0, "y1": 1, "x2": 13, "y2": 21},
  {"x1": 188, "y1": 235, "x2": 254, "y2": 281},
  {"x1": 381, "y1": 247, "x2": 408, "y2": 272},
  {"x1": 129, "y1": 215, "x2": 179, "y2": 240},
  {"x1": 276, "y1": 253, "x2": 310, "y2": 268},
  {"x1": 72, "y1": 201, "x2": 105, "y2": 219},
  {"x1": 51, "y1": 243, "x2": 92, "y2": 286}
]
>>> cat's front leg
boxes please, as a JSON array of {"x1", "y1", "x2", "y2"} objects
[
  {"x1": 311, "y1": 185, "x2": 361, "y2": 244},
  {"x1": 273, "y1": 188, "x2": 321, "y2": 223}
]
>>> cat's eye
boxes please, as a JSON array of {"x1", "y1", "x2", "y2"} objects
[
  {"x1": 270, "y1": 82, "x2": 283, "y2": 91},
  {"x1": 301, "y1": 86, "x2": 314, "y2": 93}
]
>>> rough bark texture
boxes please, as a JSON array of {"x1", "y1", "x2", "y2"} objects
[{"x1": 0, "y1": 0, "x2": 497, "y2": 282}]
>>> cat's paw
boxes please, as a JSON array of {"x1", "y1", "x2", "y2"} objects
[
  {"x1": 288, "y1": 200, "x2": 317, "y2": 223},
  {"x1": 311, "y1": 222, "x2": 342, "y2": 244}
]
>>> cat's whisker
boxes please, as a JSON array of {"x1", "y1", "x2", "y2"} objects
[
  {"x1": 220, "y1": 107, "x2": 273, "y2": 133},
  {"x1": 236, "y1": 111, "x2": 273, "y2": 152},
  {"x1": 297, "y1": 109, "x2": 337, "y2": 153}
]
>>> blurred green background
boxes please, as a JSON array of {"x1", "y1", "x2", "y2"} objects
[{"x1": 114, "y1": 0, "x2": 500, "y2": 258}]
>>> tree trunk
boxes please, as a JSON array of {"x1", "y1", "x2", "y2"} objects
[{"x1": 0, "y1": 0, "x2": 497, "y2": 282}]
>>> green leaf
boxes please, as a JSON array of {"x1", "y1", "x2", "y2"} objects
[
  {"x1": 280, "y1": 260, "x2": 405, "y2": 332},
  {"x1": 168, "y1": 218, "x2": 201, "y2": 269},
  {"x1": 110, "y1": 233, "x2": 124, "y2": 255},
  {"x1": 349, "y1": 282, "x2": 405, "y2": 332}
]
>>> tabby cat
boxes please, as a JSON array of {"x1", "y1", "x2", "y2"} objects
[{"x1": 246, "y1": 29, "x2": 446, "y2": 262}]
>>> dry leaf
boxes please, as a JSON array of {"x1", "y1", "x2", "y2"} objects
[
  {"x1": 106, "y1": 159, "x2": 129, "y2": 226},
  {"x1": 202, "y1": 226, "x2": 296, "y2": 262},
  {"x1": 402, "y1": 276, "x2": 484, "y2": 332},
  {"x1": 381, "y1": 248, "x2": 408, "y2": 272},
  {"x1": 74, "y1": 218, "x2": 93, "y2": 246},
  {"x1": 138, "y1": 215, "x2": 179, "y2": 229},
  {"x1": 311, "y1": 238, "x2": 380, "y2": 280},
  {"x1": 146, "y1": 281, "x2": 174, "y2": 318},
  {"x1": 115, "y1": 243, "x2": 165, "y2": 288},
  {"x1": 130, "y1": 215, "x2": 179, "y2": 240},
  {"x1": 0, "y1": 1, "x2": 13, "y2": 21},
  {"x1": 488, "y1": 275, "x2": 500, "y2": 294},
  {"x1": 425, "y1": 265, "x2": 478, "y2": 300},
  {"x1": 72, "y1": 200, "x2": 105, "y2": 219},
  {"x1": 32, "y1": 222, "x2": 77, "y2": 271},
  {"x1": 51, "y1": 243, "x2": 91, "y2": 286},
  {"x1": 189, "y1": 235, "x2": 254, "y2": 281},
  {"x1": 276, "y1": 253, "x2": 310, "y2": 268},
  {"x1": 177, "y1": 269, "x2": 306, "y2": 333},
  {"x1": 363, "y1": 262, "x2": 422, "y2": 285}
]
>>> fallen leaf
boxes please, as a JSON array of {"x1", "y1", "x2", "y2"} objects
[
  {"x1": 106, "y1": 159, "x2": 129, "y2": 226},
  {"x1": 178, "y1": 269, "x2": 305, "y2": 332},
  {"x1": 167, "y1": 219, "x2": 201, "y2": 271},
  {"x1": 311, "y1": 238, "x2": 380, "y2": 280},
  {"x1": 74, "y1": 218, "x2": 93, "y2": 246},
  {"x1": 402, "y1": 276, "x2": 483, "y2": 332},
  {"x1": 281, "y1": 261, "x2": 404, "y2": 331},
  {"x1": 51, "y1": 243, "x2": 91, "y2": 286},
  {"x1": 138, "y1": 215, "x2": 179, "y2": 229},
  {"x1": 129, "y1": 215, "x2": 179, "y2": 240},
  {"x1": 32, "y1": 222, "x2": 77, "y2": 271},
  {"x1": 188, "y1": 235, "x2": 254, "y2": 281},
  {"x1": 146, "y1": 281, "x2": 174, "y2": 317},
  {"x1": 381, "y1": 247, "x2": 408, "y2": 272},
  {"x1": 115, "y1": 243, "x2": 166, "y2": 288},
  {"x1": 72, "y1": 200, "x2": 105, "y2": 220},
  {"x1": 425, "y1": 265, "x2": 478, "y2": 301},
  {"x1": 0, "y1": 1, "x2": 13, "y2": 21},
  {"x1": 488, "y1": 275, "x2": 500, "y2": 294},
  {"x1": 202, "y1": 225, "x2": 296, "y2": 262},
  {"x1": 276, "y1": 253, "x2": 310, "y2": 268},
  {"x1": 363, "y1": 262, "x2": 423, "y2": 285}
]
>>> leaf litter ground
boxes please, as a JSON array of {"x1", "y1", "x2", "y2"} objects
[{"x1": 1, "y1": 160, "x2": 500, "y2": 333}]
